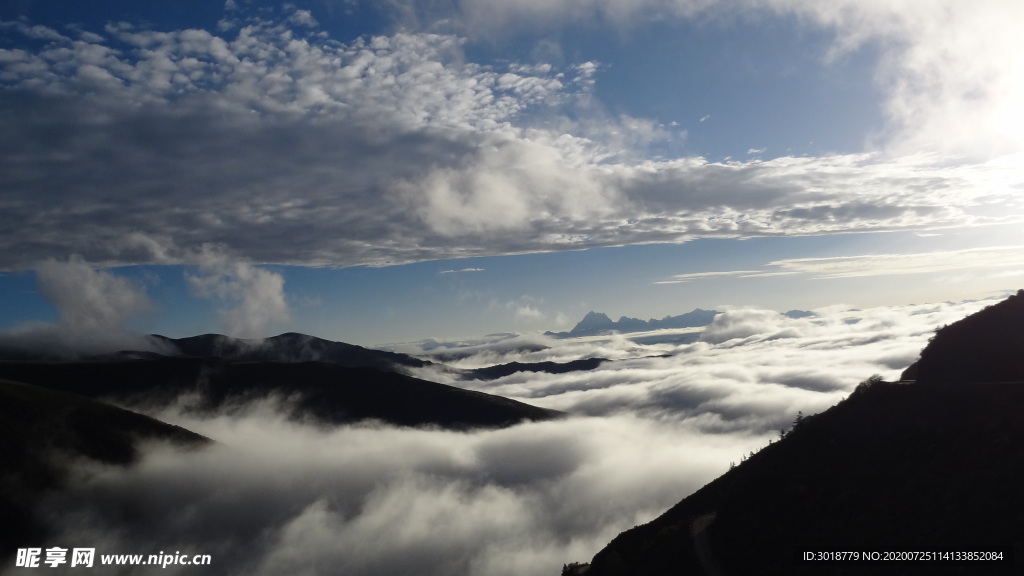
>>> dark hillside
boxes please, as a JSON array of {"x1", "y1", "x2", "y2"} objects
[
  {"x1": 0, "y1": 379, "x2": 209, "y2": 560},
  {"x1": 580, "y1": 292, "x2": 1024, "y2": 575},
  {"x1": 153, "y1": 332, "x2": 431, "y2": 371},
  {"x1": 0, "y1": 356, "x2": 562, "y2": 430},
  {"x1": 902, "y1": 290, "x2": 1024, "y2": 383},
  {"x1": 583, "y1": 381, "x2": 1024, "y2": 575}
]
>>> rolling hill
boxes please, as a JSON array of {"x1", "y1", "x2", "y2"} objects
[{"x1": 0, "y1": 355, "x2": 562, "y2": 430}]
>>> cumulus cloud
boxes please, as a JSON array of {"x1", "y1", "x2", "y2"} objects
[
  {"x1": 699, "y1": 308, "x2": 788, "y2": 344},
  {"x1": 0, "y1": 256, "x2": 169, "y2": 357},
  {"x1": 402, "y1": 0, "x2": 1024, "y2": 156},
  {"x1": 764, "y1": 0, "x2": 1024, "y2": 156},
  {"x1": 186, "y1": 247, "x2": 290, "y2": 338},
  {"x1": 0, "y1": 10, "x2": 1020, "y2": 271}
]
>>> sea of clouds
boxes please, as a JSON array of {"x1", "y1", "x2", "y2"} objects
[{"x1": 10, "y1": 297, "x2": 998, "y2": 576}]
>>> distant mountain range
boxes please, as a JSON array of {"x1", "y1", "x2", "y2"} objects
[
  {"x1": 569, "y1": 290, "x2": 1024, "y2": 575},
  {"x1": 546, "y1": 308, "x2": 720, "y2": 338}
]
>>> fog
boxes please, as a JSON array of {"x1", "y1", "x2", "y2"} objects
[
  {"x1": 27, "y1": 407, "x2": 758, "y2": 576},
  {"x1": 8, "y1": 298, "x2": 996, "y2": 576}
]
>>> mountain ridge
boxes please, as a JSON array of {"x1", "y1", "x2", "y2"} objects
[
  {"x1": 573, "y1": 290, "x2": 1024, "y2": 575},
  {"x1": 547, "y1": 308, "x2": 719, "y2": 338},
  {"x1": 0, "y1": 356, "x2": 562, "y2": 430},
  {"x1": 152, "y1": 331, "x2": 431, "y2": 372}
]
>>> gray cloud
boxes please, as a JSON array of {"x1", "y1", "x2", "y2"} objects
[
  {"x1": 0, "y1": 12, "x2": 1019, "y2": 270},
  {"x1": 0, "y1": 256, "x2": 171, "y2": 358}
]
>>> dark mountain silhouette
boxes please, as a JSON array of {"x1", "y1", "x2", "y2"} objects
[
  {"x1": 152, "y1": 332, "x2": 431, "y2": 372},
  {"x1": 464, "y1": 357, "x2": 609, "y2": 380},
  {"x1": 574, "y1": 292, "x2": 1024, "y2": 575},
  {"x1": 901, "y1": 290, "x2": 1024, "y2": 383},
  {"x1": 571, "y1": 311, "x2": 616, "y2": 334},
  {"x1": 0, "y1": 378, "x2": 209, "y2": 559},
  {"x1": 0, "y1": 356, "x2": 562, "y2": 430},
  {"x1": 547, "y1": 309, "x2": 718, "y2": 338}
]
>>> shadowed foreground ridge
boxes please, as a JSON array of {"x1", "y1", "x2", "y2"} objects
[
  {"x1": 579, "y1": 291, "x2": 1024, "y2": 575},
  {"x1": 902, "y1": 289, "x2": 1024, "y2": 383},
  {"x1": 0, "y1": 379, "x2": 210, "y2": 560}
]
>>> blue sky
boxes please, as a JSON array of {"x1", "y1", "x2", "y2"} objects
[{"x1": 1, "y1": 0, "x2": 1023, "y2": 346}]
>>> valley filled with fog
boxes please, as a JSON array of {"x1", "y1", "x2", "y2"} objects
[{"x1": 15, "y1": 298, "x2": 995, "y2": 576}]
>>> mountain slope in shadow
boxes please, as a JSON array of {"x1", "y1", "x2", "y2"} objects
[
  {"x1": 577, "y1": 291, "x2": 1024, "y2": 575},
  {"x1": 0, "y1": 379, "x2": 210, "y2": 560},
  {"x1": 152, "y1": 332, "x2": 431, "y2": 372},
  {"x1": 0, "y1": 356, "x2": 562, "y2": 430},
  {"x1": 901, "y1": 289, "x2": 1024, "y2": 383}
]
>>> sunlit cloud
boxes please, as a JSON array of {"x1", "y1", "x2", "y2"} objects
[
  {"x1": 186, "y1": 246, "x2": 291, "y2": 339},
  {"x1": 660, "y1": 246, "x2": 1024, "y2": 283},
  {"x1": 0, "y1": 8, "x2": 1020, "y2": 272},
  {"x1": 0, "y1": 256, "x2": 170, "y2": 357}
]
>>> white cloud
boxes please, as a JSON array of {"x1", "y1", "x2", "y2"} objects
[
  {"x1": 446, "y1": 0, "x2": 1024, "y2": 156},
  {"x1": 762, "y1": 0, "x2": 1024, "y2": 156},
  {"x1": 40, "y1": 408, "x2": 759, "y2": 576},
  {"x1": 661, "y1": 245, "x2": 1024, "y2": 283},
  {"x1": 0, "y1": 10, "x2": 1021, "y2": 271},
  {"x1": 0, "y1": 256, "x2": 170, "y2": 357},
  {"x1": 427, "y1": 298, "x2": 995, "y2": 426},
  {"x1": 186, "y1": 247, "x2": 291, "y2": 338},
  {"x1": 699, "y1": 308, "x2": 788, "y2": 344}
]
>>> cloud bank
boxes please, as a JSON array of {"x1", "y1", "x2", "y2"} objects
[
  {"x1": 11, "y1": 297, "x2": 996, "y2": 575},
  {"x1": 32, "y1": 410, "x2": 755, "y2": 576},
  {"x1": 1, "y1": 7, "x2": 1021, "y2": 270},
  {"x1": 419, "y1": 298, "x2": 996, "y2": 430}
]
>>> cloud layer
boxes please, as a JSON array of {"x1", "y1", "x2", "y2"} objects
[
  {"x1": 1, "y1": 7, "x2": 1021, "y2": 270},
  {"x1": 11, "y1": 297, "x2": 996, "y2": 575}
]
